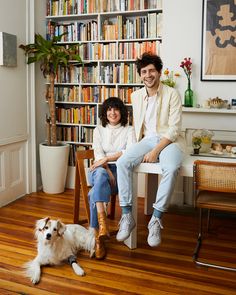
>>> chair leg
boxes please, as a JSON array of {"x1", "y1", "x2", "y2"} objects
[
  {"x1": 207, "y1": 209, "x2": 211, "y2": 232},
  {"x1": 106, "y1": 195, "x2": 118, "y2": 236},
  {"x1": 74, "y1": 187, "x2": 88, "y2": 225},
  {"x1": 193, "y1": 208, "x2": 202, "y2": 262},
  {"x1": 73, "y1": 189, "x2": 80, "y2": 224},
  {"x1": 108, "y1": 194, "x2": 116, "y2": 220},
  {"x1": 193, "y1": 208, "x2": 236, "y2": 272}
]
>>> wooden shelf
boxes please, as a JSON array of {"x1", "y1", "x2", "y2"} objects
[{"x1": 182, "y1": 107, "x2": 236, "y2": 114}]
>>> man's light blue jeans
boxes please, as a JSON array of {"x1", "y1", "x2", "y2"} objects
[
  {"x1": 88, "y1": 164, "x2": 117, "y2": 228},
  {"x1": 116, "y1": 136, "x2": 184, "y2": 213}
]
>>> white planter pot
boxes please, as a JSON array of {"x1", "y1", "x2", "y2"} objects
[{"x1": 39, "y1": 143, "x2": 70, "y2": 194}]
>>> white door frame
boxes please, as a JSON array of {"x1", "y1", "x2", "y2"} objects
[
  {"x1": 25, "y1": 0, "x2": 37, "y2": 193},
  {"x1": 0, "y1": 0, "x2": 36, "y2": 207}
]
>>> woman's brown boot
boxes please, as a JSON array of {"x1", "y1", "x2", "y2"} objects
[
  {"x1": 95, "y1": 231, "x2": 106, "y2": 260},
  {"x1": 97, "y1": 211, "x2": 109, "y2": 240}
]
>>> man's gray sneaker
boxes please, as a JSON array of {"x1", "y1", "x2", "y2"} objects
[
  {"x1": 116, "y1": 212, "x2": 136, "y2": 242},
  {"x1": 147, "y1": 215, "x2": 163, "y2": 247}
]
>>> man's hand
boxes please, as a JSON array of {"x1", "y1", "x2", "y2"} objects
[
  {"x1": 142, "y1": 148, "x2": 159, "y2": 163},
  {"x1": 143, "y1": 138, "x2": 172, "y2": 163},
  {"x1": 90, "y1": 157, "x2": 108, "y2": 171}
]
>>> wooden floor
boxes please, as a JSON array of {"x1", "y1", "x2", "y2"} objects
[{"x1": 0, "y1": 190, "x2": 236, "y2": 295}]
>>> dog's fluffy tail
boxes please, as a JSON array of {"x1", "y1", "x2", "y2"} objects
[{"x1": 24, "y1": 259, "x2": 41, "y2": 284}]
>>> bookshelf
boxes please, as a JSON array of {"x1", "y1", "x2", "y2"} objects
[{"x1": 45, "y1": 0, "x2": 163, "y2": 165}]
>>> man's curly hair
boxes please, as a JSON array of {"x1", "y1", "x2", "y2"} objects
[
  {"x1": 100, "y1": 97, "x2": 128, "y2": 127},
  {"x1": 136, "y1": 52, "x2": 163, "y2": 75}
]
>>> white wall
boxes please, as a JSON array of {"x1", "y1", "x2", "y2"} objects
[
  {"x1": 162, "y1": 0, "x2": 236, "y2": 105},
  {"x1": 0, "y1": 1, "x2": 27, "y2": 143}
]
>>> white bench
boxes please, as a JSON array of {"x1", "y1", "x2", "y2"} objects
[{"x1": 124, "y1": 152, "x2": 236, "y2": 249}]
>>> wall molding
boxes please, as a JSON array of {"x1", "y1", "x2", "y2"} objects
[{"x1": 0, "y1": 134, "x2": 28, "y2": 146}]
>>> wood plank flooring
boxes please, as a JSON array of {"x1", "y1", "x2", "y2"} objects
[{"x1": 0, "y1": 190, "x2": 236, "y2": 295}]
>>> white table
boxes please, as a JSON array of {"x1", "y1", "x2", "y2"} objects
[{"x1": 124, "y1": 152, "x2": 236, "y2": 249}]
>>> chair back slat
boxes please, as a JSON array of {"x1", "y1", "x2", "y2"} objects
[{"x1": 76, "y1": 149, "x2": 94, "y2": 160}]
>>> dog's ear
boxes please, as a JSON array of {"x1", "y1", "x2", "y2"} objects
[
  {"x1": 34, "y1": 217, "x2": 50, "y2": 239},
  {"x1": 57, "y1": 220, "x2": 66, "y2": 236},
  {"x1": 36, "y1": 217, "x2": 50, "y2": 231}
]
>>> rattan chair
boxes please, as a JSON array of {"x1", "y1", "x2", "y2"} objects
[
  {"x1": 73, "y1": 149, "x2": 117, "y2": 225},
  {"x1": 192, "y1": 160, "x2": 236, "y2": 271}
]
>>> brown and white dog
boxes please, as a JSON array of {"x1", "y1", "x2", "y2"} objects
[{"x1": 25, "y1": 217, "x2": 95, "y2": 284}]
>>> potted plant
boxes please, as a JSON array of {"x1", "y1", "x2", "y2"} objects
[
  {"x1": 20, "y1": 33, "x2": 82, "y2": 193},
  {"x1": 192, "y1": 137, "x2": 202, "y2": 155}
]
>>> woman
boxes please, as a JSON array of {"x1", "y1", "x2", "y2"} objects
[{"x1": 88, "y1": 97, "x2": 136, "y2": 259}]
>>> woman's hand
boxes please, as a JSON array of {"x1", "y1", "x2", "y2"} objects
[{"x1": 90, "y1": 157, "x2": 108, "y2": 171}]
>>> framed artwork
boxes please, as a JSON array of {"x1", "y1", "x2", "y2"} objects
[
  {"x1": 201, "y1": 0, "x2": 236, "y2": 81},
  {"x1": 0, "y1": 32, "x2": 17, "y2": 67}
]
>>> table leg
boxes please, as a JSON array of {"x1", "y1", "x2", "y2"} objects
[
  {"x1": 144, "y1": 173, "x2": 158, "y2": 215},
  {"x1": 124, "y1": 171, "x2": 138, "y2": 249}
]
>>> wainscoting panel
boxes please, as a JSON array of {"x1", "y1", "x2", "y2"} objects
[
  {"x1": 0, "y1": 150, "x2": 6, "y2": 193},
  {"x1": 9, "y1": 145, "x2": 23, "y2": 188},
  {"x1": 0, "y1": 141, "x2": 26, "y2": 207}
]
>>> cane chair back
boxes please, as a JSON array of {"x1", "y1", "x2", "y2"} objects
[
  {"x1": 194, "y1": 160, "x2": 236, "y2": 212},
  {"x1": 194, "y1": 160, "x2": 236, "y2": 192}
]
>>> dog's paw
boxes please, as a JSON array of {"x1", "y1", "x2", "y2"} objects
[
  {"x1": 72, "y1": 263, "x2": 85, "y2": 276},
  {"x1": 25, "y1": 269, "x2": 40, "y2": 284},
  {"x1": 30, "y1": 274, "x2": 40, "y2": 284},
  {"x1": 27, "y1": 268, "x2": 41, "y2": 284},
  {"x1": 24, "y1": 260, "x2": 41, "y2": 284}
]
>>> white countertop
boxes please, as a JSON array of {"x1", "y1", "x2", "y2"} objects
[{"x1": 134, "y1": 149, "x2": 236, "y2": 177}]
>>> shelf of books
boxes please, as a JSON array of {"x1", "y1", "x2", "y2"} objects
[{"x1": 46, "y1": 0, "x2": 163, "y2": 166}]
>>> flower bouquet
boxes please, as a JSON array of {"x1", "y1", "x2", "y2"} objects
[
  {"x1": 161, "y1": 69, "x2": 180, "y2": 88},
  {"x1": 180, "y1": 57, "x2": 194, "y2": 107}
]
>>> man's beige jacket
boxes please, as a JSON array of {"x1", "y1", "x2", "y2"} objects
[{"x1": 131, "y1": 83, "x2": 186, "y2": 152}]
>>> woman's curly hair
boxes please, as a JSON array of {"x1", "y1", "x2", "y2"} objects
[{"x1": 100, "y1": 97, "x2": 128, "y2": 127}]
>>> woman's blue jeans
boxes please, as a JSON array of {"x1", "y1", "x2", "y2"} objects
[
  {"x1": 88, "y1": 164, "x2": 117, "y2": 228},
  {"x1": 116, "y1": 136, "x2": 184, "y2": 213}
]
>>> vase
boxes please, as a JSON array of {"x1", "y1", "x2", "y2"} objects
[{"x1": 184, "y1": 79, "x2": 193, "y2": 107}]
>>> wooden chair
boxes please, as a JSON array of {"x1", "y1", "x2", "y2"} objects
[
  {"x1": 192, "y1": 160, "x2": 236, "y2": 271},
  {"x1": 73, "y1": 149, "x2": 117, "y2": 225}
]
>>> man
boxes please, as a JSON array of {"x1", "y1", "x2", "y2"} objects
[{"x1": 116, "y1": 53, "x2": 186, "y2": 247}]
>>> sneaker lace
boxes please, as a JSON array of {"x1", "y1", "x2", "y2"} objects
[
  {"x1": 148, "y1": 217, "x2": 163, "y2": 236},
  {"x1": 118, "y1": 214, "x2": 131, "y2": 230}
]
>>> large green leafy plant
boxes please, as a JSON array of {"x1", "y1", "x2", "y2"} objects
[{"x1": 20, "y1": 33, "x2": 82, "y2": 145}]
